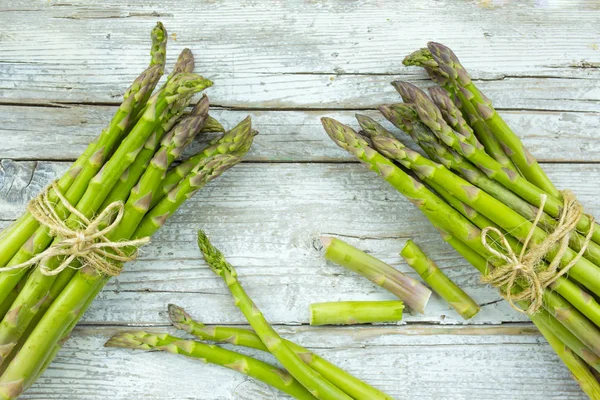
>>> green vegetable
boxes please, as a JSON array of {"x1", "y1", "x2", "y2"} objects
[
  {"x1": 197, "y1": 230, "x2": 353, "y2": 400},
  {"x1": 319, "y1": 236, "x2": 431, "y2": 314},
  {"x1": 169, "y1": 304, "x2": 394, "y2": 400},
  {"x1": 105, "y1": 331, "x2": 316, "y2": 400},
  {"x1": 401, "y1": 240, "x2": 480, "y2": 320},
  {"x1": 309, "y1": 300, "x2": 404, "y2": 326}
]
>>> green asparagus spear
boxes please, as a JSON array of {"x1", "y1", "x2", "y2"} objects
[
  {"x1": 196, "y1": 231, "x2": 352, "y2": 400},
  {"x1": 319, "y1": 236, "x2": 431, "y2": 314},
  {"x1": 105, "y1": 331, "x2": 316, "y2": 400},
  {"x1": 168, "y1": 304, "x2": 394, "y2": 400},
  {"x1": 426, "y1": 42, "x2": 560, "y2": 197},
  {"x1": 149, "y1": 22, "x2": 167, "y2": 68},
  {"x1": 152, "y1": 116, "x2": 256, "y2": 207},
  {"x1": 391, "y1": 81, "x2": 600, "y2": 246},
  {"x1": 427, "y1": 86, "x2": 519, "y2": 175},
  {"x1": 309, "y1": 301, "x2": 404, "y2": 326},
  {"x1": 401, "y1": 240, "x2": 479, "y2": 320}
]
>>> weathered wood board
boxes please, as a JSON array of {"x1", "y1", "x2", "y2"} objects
[{"x1": 1, "y1": 0, "x2": 599, "y2": 398}]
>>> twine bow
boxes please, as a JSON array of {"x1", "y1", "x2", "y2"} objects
[
  {"x1": 0, "y1": 181, "x2": 150, "y2": 277},
  {"x1": 481, "y1": 190, "x2": 594, "y2": 315}
]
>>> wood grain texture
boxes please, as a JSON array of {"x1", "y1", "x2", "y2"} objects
[
  {"x1": 0, "y1": 0, "x2": 599, "y2": 104},
  {"x1": 2, "y1": 106, "x2": 600, "y2": 162},
  {"x1": 2, "y1": 160, "x2": 600, "y2": 326},
  {"x1": 2, "y1": 0, "x2": 600, "y2": 398},
  {"x1": 25, "y1": 325, "x2": 586, "y2": 400}
]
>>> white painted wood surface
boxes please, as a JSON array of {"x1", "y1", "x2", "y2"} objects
[{"x1": 1, "y1": 0, "x2": 599, "y2": 398}]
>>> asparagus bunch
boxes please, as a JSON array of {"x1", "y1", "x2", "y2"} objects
[
  {"x1": 0, "y1": 23, "x2": 256, "y2": 399},
  {"x1": 321, "y1": 43, "x2": 600, "y2": 396}
]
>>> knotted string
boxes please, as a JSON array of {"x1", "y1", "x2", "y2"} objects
[
  {"x1": 481, "y1": 190, "x2": 594, "y2": 315},
  {"x1": 0, "y1": 181, "x2": 150, "y2": 277}
]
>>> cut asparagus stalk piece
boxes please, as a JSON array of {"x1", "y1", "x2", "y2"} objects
[
  {"x1": 400, "y1": 240, "x2": 480, "y2": 320},
  {"x1": 309, "y1": 301, "x2": 404, "y2": 326},
  {"x1": 319, "y1": 236, "x2": 431, "y2": 314},
  {"x1": 105, "y1": 331, "x2": 316, "y2": 400}
]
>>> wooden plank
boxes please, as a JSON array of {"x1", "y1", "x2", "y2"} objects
[
  {"x1": 24, "y1": 324, "x2": 586, "y2": 399},
  {"x1": 1, "y1": 70, "x2": 599, "y2": 111},
  {"x1": 1, "y1": 106, "x2": 599, "y2": 162},
  {"x1": 0, "y1": 1, "x2": 599, "y2": 104},
  {"x1": 1, "y1": 160, "x2": 600, "y2": 325}
]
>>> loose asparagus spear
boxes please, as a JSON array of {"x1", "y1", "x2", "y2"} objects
[
  {"x1": 152, "y1": 116, "x2": 256, "y2": 207},
  {"x1": 168, "y1": 304, "x2": 394, "y2": 400},
  {"x1": 321, "y1": 118, "x2": 600, "y2": 358},
  {"x1": 425, "y1": 42, "x2": 560, "y2": 197},
  {"x1": 401, "y1": 240, "x2": 480, "y2": 320},
  {"x1": 105, "y1": 331, "x2": 316, "y2": 400},
  {"x1": 0, "y1": 155, "x2": 242, "y2": 398},
  {"x1": 309, "y1": 301, "x2": 404, "y2": 326},
  {"x1": 391, "y1": 81, "x2": 600, "y2": 246},
  {"x1": 196, "y1": 231, "x2": 352, "y2": 400},
  {"x1": 319, "y1": 236, "x2": 431, "y2": 314}
]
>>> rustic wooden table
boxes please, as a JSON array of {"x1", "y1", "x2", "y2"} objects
[{"x1": 1, "y1": 0, "x2": 599, "y2": 398}]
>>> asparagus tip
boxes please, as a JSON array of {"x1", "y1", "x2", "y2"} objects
[
  {"x1": 390, "y1": 80, "x2": 420, "y2": 103},
  {"x1": 168, "y1": 303, "x2": 199, "y2": 333},
  {"x1": 402, "y1": 47, "x2": 435, "y2": 67},
  {"x1": 197, "y1": 230, "x2": 236, "y2": 278}
]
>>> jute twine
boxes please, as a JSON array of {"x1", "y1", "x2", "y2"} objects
[
  {"x1": 481, "y1": 190, "x2": 594, "y2": 315},
  {"x1": 0, "y1": 181, "x2": 150, "y2": 277}
]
